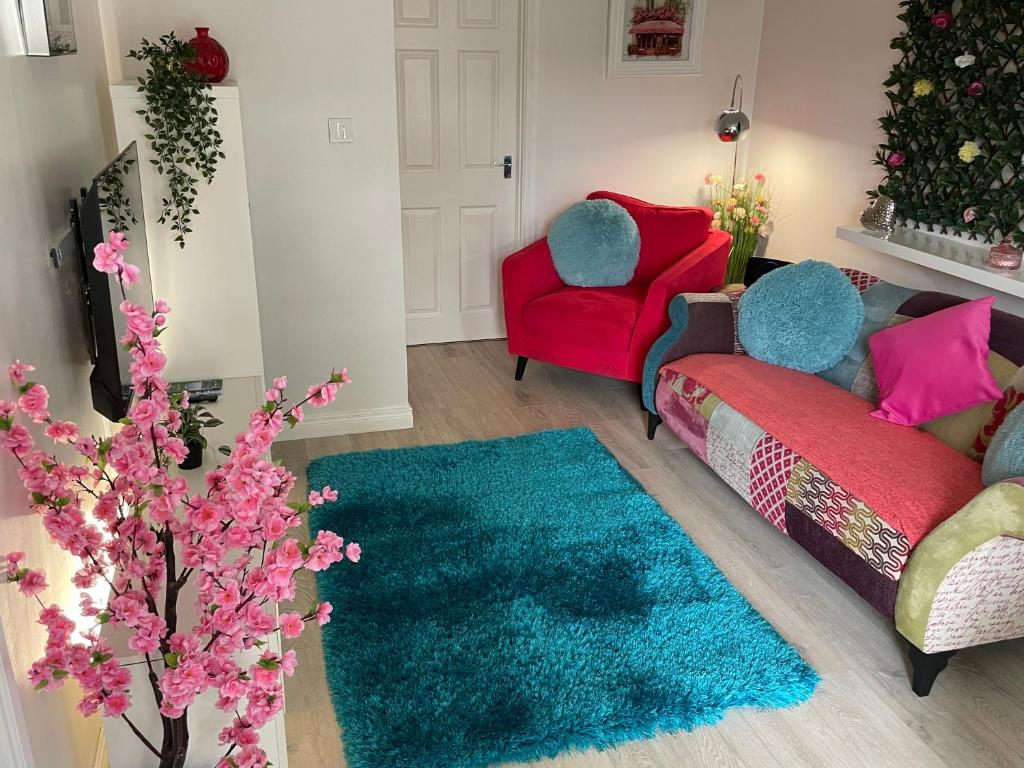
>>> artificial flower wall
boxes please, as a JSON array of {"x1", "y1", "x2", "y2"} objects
[{"x1": 874, "y1": 1, "x2": 1024, "y2": 243}]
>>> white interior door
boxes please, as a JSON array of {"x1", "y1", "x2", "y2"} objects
[{"x1": 395, "y1": 0, "x2": 520, "y2": 345}]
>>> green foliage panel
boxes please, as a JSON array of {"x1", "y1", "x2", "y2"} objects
[{"x1": 874, "y1": 1, "x2": 1024, "y2": 242}]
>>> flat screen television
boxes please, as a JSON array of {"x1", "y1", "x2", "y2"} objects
[{"x1": 70, "y1": 141, "x2": 155, "y2": 423}]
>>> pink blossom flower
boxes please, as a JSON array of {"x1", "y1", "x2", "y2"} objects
[
  {"x1": 44, "y1": 421, "x2": 79, "y2": 444},
  {"x1": 108, "y1": 232, "x2": 130, "y2": 252},
  {"x1": 931, "y1": 10, "x2": 953, "y2": 29},
  {"x1": 93, "y1": 242, "x2": 123, "y2": 273},
  {"x1": 306, "y1": 382, "x2": 339, "y2": 408},
  {"x1": 279, "y1": 612, "x2": 304, "y2": 639},
  {"x1": 17, "y1": 384, "x2": 49, "y2": 423},
  {"x1": 2, "y1": 424, "x2": 33, "y2": 457},
  {"x1": 345, "y1": 542, "x2": 361, "y2": 563},
  {"x1": 315, "y1": 602, "x2": 333, "y2": 626},
  {"x1": 753, "y1": 173, "x2": 766, "y2": 183},
  {"x1": 8, "y1": 361, "x2": 34, "y2": 386},
  {"x1": 18, "y1": 569, "x2": 47, "y2": 597},
  {"x1": 308, "y1": 490, "x2": 324, "y2": 506},
  {"x1": 4, "y1": 551, "x2": 25, "y2": 578},
  {"x1": 967, "y1": 81, "x2": 985, "y2": 97},
  {"x1": 321, "y1": 486, "x2": 339, "y2": 502},
  {"x1": 273, "y1": 376, "x2": 287, "y2": 390},
  {"x1": 887, "y1": 152, "x2": 906, "y2": 168}
]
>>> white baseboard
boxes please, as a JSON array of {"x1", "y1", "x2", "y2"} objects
[{"x1": 275, "y1": 404, "x2": 414, "y2": 442}]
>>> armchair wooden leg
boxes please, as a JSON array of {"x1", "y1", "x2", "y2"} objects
[
  {"x1": 514, "y1": 356, "x2": 528, "y2": 381},
  {"x1": 647, "y1": 411, "x2": 662, "y2": 441},
  {"x1": 909, "y1": 644, "x2": 955, "y2": 697}
]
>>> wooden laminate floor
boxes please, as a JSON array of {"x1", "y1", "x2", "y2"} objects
[{"x1": 273, "y1": 340, "x2": 1024, "y2": 768}]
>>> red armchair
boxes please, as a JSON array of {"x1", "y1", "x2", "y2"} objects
[{"x1": 502, "y1": 191, "x2": 731, "y2": 383}]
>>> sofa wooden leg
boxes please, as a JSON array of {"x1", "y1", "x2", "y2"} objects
[
  {"x1": 909, "y1": 644, "x2": 955, "y2": 697},
  {"x1": 646, "y1": 411, "x2": 662, "y2": 441},
  {"x1": 514, "y1": 356, "x2": 528, "y2": 381}
]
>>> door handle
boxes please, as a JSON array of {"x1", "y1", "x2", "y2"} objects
[{"x1": 492, "y1": 155, "x2": 512, "y2": 179}]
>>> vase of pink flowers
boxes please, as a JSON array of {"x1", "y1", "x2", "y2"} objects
[
  {"x1": 704, "y1": 172, "x2": 776, "y2": 285},
  {"x1": 1, "y1": 232, "x2": 358, "y2": 768}
]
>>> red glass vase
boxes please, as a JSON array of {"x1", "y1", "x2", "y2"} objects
[{"x1": 187, "y1": 27, "x2": 229, "y2": 83}]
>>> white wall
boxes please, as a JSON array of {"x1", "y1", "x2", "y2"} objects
[
  {"x1": 0, "y1": 0, "x2": 115, "y2": 765},
  {"x1": 108, "y1": 0, "x2": 412, "y2": 438},
  {"x1": 749, "y1": 0, "x2": 1024, "y2": 315},
  {"x1": 530, "y1": 0, "x2": 766, "y2": 235}
]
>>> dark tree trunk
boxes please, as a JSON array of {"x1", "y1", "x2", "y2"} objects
[{"x1": 157, "y1": 712, "x2": 189, "y2": 768}]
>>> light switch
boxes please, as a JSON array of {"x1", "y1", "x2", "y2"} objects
[{"x1": 328, "y1": 117, "x2": 354, "y2": 143}]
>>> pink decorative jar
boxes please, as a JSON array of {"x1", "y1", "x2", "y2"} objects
[
  {"x1": 987, "y1": 238, "x2": 1023, "y2": 273},
  {"x1": 187, "y1": 27, "x2": 229, "y2": 83}
]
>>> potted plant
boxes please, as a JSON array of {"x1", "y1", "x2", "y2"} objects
[
  {"x1": 0, "y1": 231, "x2": 357, "y2": 768},
  {"x1": 703, "y1": 172, "x2": 776, "y2": 285},
  {"x1": 173, "y1": 401, "x2": 223, "y2": 470}
]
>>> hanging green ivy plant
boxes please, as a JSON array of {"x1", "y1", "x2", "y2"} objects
[{"x1": 128, "y1": 32, "x2": 225, "y2": 248}]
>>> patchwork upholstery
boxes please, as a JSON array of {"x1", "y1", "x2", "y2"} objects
[
  {"x1": 646, "y1": 268, "x2": 1024, "y2": 654},
  {"x1": 656, "y1": 356, "x2": 982, "y2": 615}
]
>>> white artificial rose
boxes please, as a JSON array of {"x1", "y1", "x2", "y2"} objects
[{"x1": 955, "y1": 54, "x2": 976, "y2": 68}]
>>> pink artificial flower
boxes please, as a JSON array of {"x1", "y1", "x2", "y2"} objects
[
  {"x1": 964, "y1": 207, "x2": 978, "y2": 223},
  {"x1": 753, "y1": 173, "x2": 766, "y2": 183},
  {"x1": 308, "y1": 490, "x2": 324, "y2": 506},
  {"x1": 93, "y1": 242, "x2": 123, "y2": 274},
  {"x1": 118, "y1": 262, "x2": 141, "y2": 289},
  {"x1": 103, "y1": 692, "x2": 131, "y2": 718},
  {"x1": 967, "y1": 81, "x2": 985, "y2": 97},
  {"x1": 17, "y1": 384, "x2": 49, "y2": 423},
  {"x1": 306, "y1": 383, "x2": 339, "y2": 408},
  {"x1": 345, "y1": 542, "x2": 361, "y2": 563},
  {"x1": 44, "y1": 421, "x2": 79, "y2": 444},
  {"x1": 887, "y1": 152, "x2": 906, "y2": 168},
  {"x1": 3, "y1": 424, "x2": 33, "y2": 458},
  {"x1": 931, "y1": 10, "x2": 953, "y2": 29},
  {"x1": 315, "y1": 602, "x2": 333, "y2": 627},
  {"x1": 8, "y1": 361, "x2": 34, "y2": 386},
  {"x1": 273, "y1": 376, "x2": 288, "y2": 390},
  {"x1": 129, "y1": 399, "x2": 161, "y2": 430},
  {"x1": 321, "y1": 486, "x2": 339, "y2": 502},
  {"x1": 280, "y1": 649, "x2": 298, "y2": 677},
  {"x1": 18, "y1": 569, "x2": 47, "y2": 597},
  {"x1": 278, "y1": 612, "x2": 304, "y2": 640},
  {"x1": 4, "y1": 551, "x2": 25, "y2": 578},
  {"x1": 108, "y1": 232, "x2": 131, "y2": 252},
  {"x1": 750, "y1": 215, "x2": 762, "y2": 227}
]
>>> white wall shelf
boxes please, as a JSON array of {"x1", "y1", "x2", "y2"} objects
[{"x1": 837, "y1": 225, "x2": 1024, "y2": 299}]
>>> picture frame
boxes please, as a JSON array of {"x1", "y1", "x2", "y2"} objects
[
  {"x1": 17, "y1": 0, "x2": 78, "y2": 57},
  {"x1": 606, "y1": 0, "x2": 705, "y2": 78}
]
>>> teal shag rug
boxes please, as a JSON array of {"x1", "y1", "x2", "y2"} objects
[{"x1": 308, "y1": 428, "x2": 818, "y2": 768}]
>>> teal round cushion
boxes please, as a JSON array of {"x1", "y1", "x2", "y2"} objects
[
  {"x1": 738, "y1": 260, "x2": 865, "y2": 374},
  {"x1": 983, "y1": 405, "x2": 1024, "y2": 486},
  {"x1": 548, "y1": 199, "x2": 640, "y2": 287}
]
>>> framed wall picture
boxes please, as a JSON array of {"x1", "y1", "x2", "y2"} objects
[
  {"x1": 607, "y1": 0, "x2": 705, "y2": 77},
  {"x1": 18, "y1": 0, "x2": 78, "y2": 56}
]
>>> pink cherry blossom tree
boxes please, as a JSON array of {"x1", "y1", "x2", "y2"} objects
[{"x1": 1, "y1": 232, "x2": 357, "y2": 768}]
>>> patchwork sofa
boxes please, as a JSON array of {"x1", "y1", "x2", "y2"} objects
[{"x1": 642, "y1": 269, "x2": 1024, "y2": 695}]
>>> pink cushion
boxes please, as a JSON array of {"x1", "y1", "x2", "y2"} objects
[
  {"x1": 869, "y1": 297, "x2": 1004, "y2": 427},
  {"x1": 662, "y1": 354, "x2": 983, "y2": 546}
]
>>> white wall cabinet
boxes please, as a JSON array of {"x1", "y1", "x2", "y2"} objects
[{"x1": 109, "y1": 83, "x2": 264, "y2": 384}]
